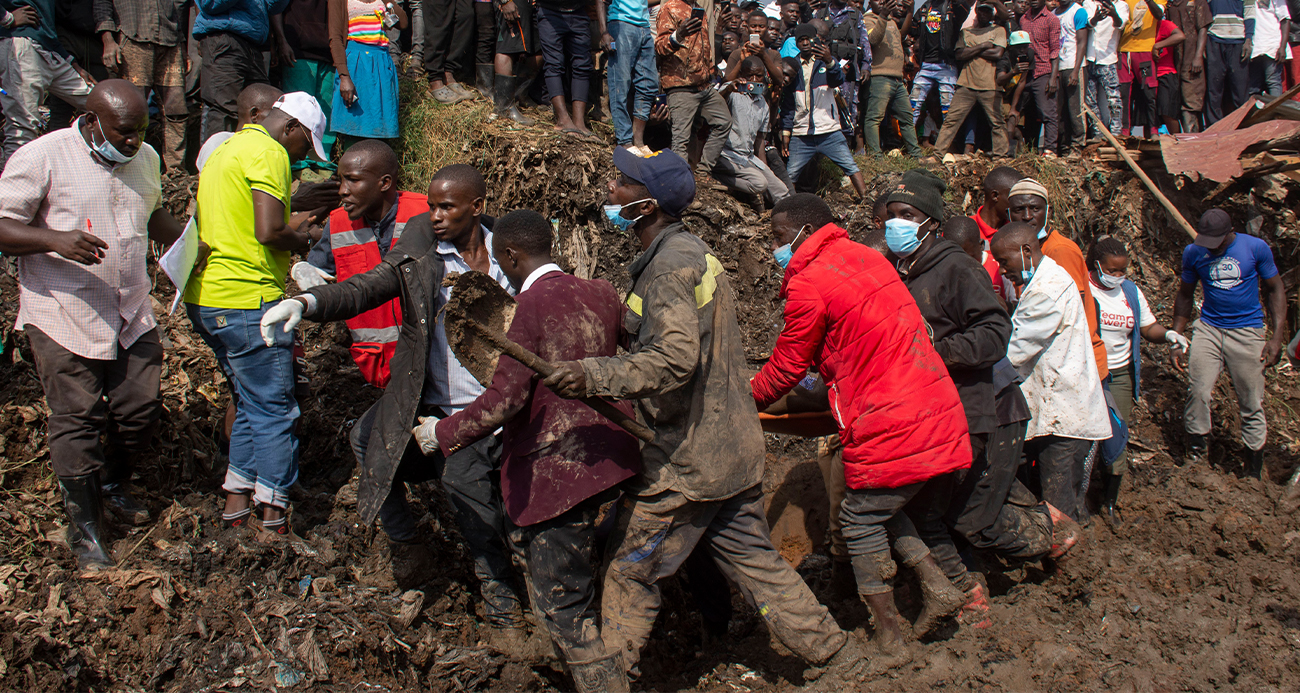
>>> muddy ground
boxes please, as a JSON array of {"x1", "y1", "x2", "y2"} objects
[{"x1": 2, "y1": 128, "x2": 1300, "y2": 692}]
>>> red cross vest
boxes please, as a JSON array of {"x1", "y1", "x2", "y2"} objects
[{"x1": 328, "y1": 191, "x2": 429, "y2": 388}]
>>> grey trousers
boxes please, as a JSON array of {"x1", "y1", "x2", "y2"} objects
[
  {"x1": 602, "y1": 485, "x2": 845, "y2": 676},
  {"x1": 1185, "y1": 319, "x2": 1267, "y2": 451},
  {"x1": 839, "y1": 483, "x2": 931, "y2": 595},
  {"x1": 666, "y1": 87, "x2": 732, "y2": 169},
  {"x1": 713, "y1": 156, "x2": 789, "y2": 203},
  {"x1": 0, "y1": 37, "x2": 92, "y2": 169}
]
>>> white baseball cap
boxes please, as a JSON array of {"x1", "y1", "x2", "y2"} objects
[{"x1": 272, "y1": 92, "x2": 329, "y2": 161}]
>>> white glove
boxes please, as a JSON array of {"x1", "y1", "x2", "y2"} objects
[
  {"x1": 291, "y1": 261, "x2": 334, "y2": 289},
  {"x1": 260, "y1": 298, "x2": 305, "y2": 347},
  {"x1": 1166, "y1": 330, "x2": 1190, "y2": 353},
  {"x1": 411, "y1": 415, "x2": 441, "y2": 455}
]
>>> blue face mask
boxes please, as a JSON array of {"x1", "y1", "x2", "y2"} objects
[
  {"x1": 602, "y1": 198, "x2": 653, "y2": 232},
  {"x1": 773, "y1": 226, "x2": 807, "y2": 269},
  {"x1": 884, "y1": 217, "x2": 929, "y2": 257},
  {"x1": 1019, "y1": 246, "x2": 1036, "y2": 285},
  {"x1": 89, "y1": 117, "x2": 136, "y2": 164},
  {"x1": 1035, "y1": 203, "x2": 1050, "y2": 239}
]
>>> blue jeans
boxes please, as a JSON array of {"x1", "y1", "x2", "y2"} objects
[
  {"x1": 910, "y1": 61, "x2": 958, "y2": 125},
  {"x1": 607, "y1": 20, "x2": 658, "y2": 144},
  {"x1": 187, "y1": 302, "x2": 300, "y2": 509},
  {"x1": 786, "y1": 131, "x2": 859, "y2": 182}
]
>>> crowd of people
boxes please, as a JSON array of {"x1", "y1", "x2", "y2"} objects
[
  {"x1": 0, "y1": 0, "x2": 1295, "y2": 688},
  {"x1": 6, "y1": 0, "x2": 1300, "y2": 208}
]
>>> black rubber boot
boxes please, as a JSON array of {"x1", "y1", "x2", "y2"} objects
[
  {"x1": 492, "y1": 74, "x2": 535, "y2": 126},
  {"x1": 1185, "y1": 433, "x2": 1208, "y2": 465},
  {"x1": 58, "y1": 474, "x2": 113, "y2": 570},
  {"x1": 1101, "y1": 473, "x2": 1122, "y2": 527},
  {"x1": 1246, "y1": 448, "x2": 1265, "y2": 479},
  {"x1": 475, "y1": 63, "x2": 495, "y2": 100}
]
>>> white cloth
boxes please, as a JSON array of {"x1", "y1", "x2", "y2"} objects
[
  {"x1": 1252, "y1": 0, "x2": 1292, "y2": 59},
  {"x1": 1090, "y1": 276, "x2": 1156, "y2": 370},
  {"x1": 423, "y1": 226, "x2": 514, "y2": 409},
  {"x1": 195, "y1": 131, "x2": 234, "y2": 172},
  {"x1": 1056, "y1": 3, "x2": 1090, "y2": 69},
  {"x1": 1084, "y1": 0, "x2": 1128, "y2": 65},
  {"x1": 519, "y1": 263, "x2": 563, "y2": 293},
  {"x1": 1008, "y1": 256, "x2": 1111, "y2": 440}
]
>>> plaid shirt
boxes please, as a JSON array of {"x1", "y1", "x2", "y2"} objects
[
  {"x1": 93, "y1": 0, "x2": 188, "y2": 46},
  {"x1": 1019, "y1": 5, "x2": 1062, "y2": 77},
  {"x1": 0, "y1": 125, "x2": 162, "y2": 360}
]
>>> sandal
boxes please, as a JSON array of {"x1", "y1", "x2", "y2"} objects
[
  {"x1": 431, "y1": 86, "x2": 461, "y2": 104},
  {"x1": 448, "y1": 82, "x2": 476, "y2": 101}
]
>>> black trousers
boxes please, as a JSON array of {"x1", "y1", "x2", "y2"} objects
[
  {"x1": 199, "y1": 31, "x2": 268, "y2": 140},
  {"x1": 1024, "y1": 434, "x2": 1090, "y2": 524},
  {"x1": 948, "y1": 425, "x2": 1054, "y2": 561},
  {"x1": 352, "y1": 401, "x2": 524, "y2": 626},
  {"x1": 474, "y1": 0, "x2": 496, "y2": 65},
  {"x1": 27, "y1": 325, "x2": 163, "y2": 480},
  {"x1": 424, "y1": 0, "x2": 475, "y2": 76},
  {"x1": 1205, "y1": 39, "x2": 1248, "y2": 125}
]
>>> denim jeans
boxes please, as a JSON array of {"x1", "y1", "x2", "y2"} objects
[
  {"x1": 1250, "y1": 55, "x2": 1284, "y2": 97},
  {"x1": 187, "y1": 302, "x2": 300, "y2": 508},
  {"x1": 536, "y1": 6, "x2": 593, "y2": 104},
  {"x1": 1085, "y1": 61, "x2": 1123, "y2": 136},
  {"x1": 607, "y1": 20, "x2": 658, "y2": 144},
  {"x1": 910, "y1": 61, "x2": 957, "y2": 126},
  {"x1": 863, "y1": 75, "x2": 921, "y2": 156},
  {"x1": 786, "y1": 131, "x2": 859, "y2": 182}
]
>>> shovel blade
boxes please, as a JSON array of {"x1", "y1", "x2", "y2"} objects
[{"x1": 442, "y1": 271, "x2": 517, "y2": 387}]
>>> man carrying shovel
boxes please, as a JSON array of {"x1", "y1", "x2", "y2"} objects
[{"x1": 543, "y1": 148, "x2": 868, "y2": 682}]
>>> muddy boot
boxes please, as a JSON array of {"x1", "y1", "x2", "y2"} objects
[
  {"x1": 475, "y1": 63, "x2": 495, "y2": 100},
  {"x1": 957, "y1": 583, "x2": 992, "y2": 630},
  {"x1": 1184, "y1": 433, "x2": 1208, "y2": 466},
  {"x1": 491, "y1": 74, "x2": 535, "y2": 126},
  {"x1": 910, "y1": 554, "x2": 966, "y2": 637},
  {"x1": 568, "y1": 653, "x2": 630, "y2": 693},
  {"x1": 1044, "y1": 502, "x2": 1082, "y2": 559},
  {"x1": 1245, "y1": 447, "x2": 1265, "y2": 479},
  {"x1": 861, "y1": 592, "x2": 912, "y2": 669},
  {"x1": 488, "y1": 624, "x2": 555, "y2": 663},
  {"x1": 102, "y1": 481, "x2": 150, "y2": 526},
  {"x1": 806, "y1": 632, "x2": 870, "y2": 682},
  {"x1": 58, "y1": 474, "x2": 113, "y2": 570},
  {"x1": 1101, "y1": 474, "x2": 1123, "y2": 528},
  {"x1": 389, "y1": 539, "x2": 436, "y2": 590},
  {"x1": 513, "y1": 72, "x2": 540, "y2": 108}
]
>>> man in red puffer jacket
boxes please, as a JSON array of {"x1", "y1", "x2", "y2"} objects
[{"x1": 751, "y1": 193, "x2": 972, "y2": 668}]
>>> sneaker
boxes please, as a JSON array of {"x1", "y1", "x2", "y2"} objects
[
  {"x1": 957, "y1": 583, "x2": 993, "y2": 629},
  {"x1": 1042, "y1": 150, "x2": 1058, "y2": 159},
  {"x1": 1044, "y1": 502, "x2": 1081, "y2": 559}
]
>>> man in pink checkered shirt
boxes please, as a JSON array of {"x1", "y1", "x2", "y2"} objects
[{"x1": 0, "y1": 80, "x2": 188, "y2": 571}]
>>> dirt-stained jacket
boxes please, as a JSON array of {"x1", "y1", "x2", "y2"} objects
[{"x1": 578, "y1": 223, "x2": 764, "y2": 502}]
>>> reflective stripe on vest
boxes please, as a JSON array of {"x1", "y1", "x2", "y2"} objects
[
  {"x1": 328, "y1": 191, "x2": 429, "y2": 386},
  {"x1": 626, "y1": 253, "x2": 725, "y2": 316}
]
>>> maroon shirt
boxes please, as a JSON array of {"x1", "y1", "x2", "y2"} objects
[
  {"x1": 1018, "y1": 6, "x2": 1061, "y2": 78},
  {"x1": 436, "y1": 270, "x2": 641, "y2": 526}
]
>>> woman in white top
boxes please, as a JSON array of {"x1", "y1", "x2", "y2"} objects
[{"x1": 1087, "y1": 236, "x2": 1189, "y2": 525}]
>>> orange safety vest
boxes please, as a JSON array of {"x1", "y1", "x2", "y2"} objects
[{"x1": 328, "y1": 191, "x2": 429, "y2": 388}]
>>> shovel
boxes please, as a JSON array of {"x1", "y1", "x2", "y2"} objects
[{"x1": 442, "y1": 271, "x2": 655, "y2": 443}]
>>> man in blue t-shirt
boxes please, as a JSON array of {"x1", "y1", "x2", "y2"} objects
[{"x1": 1171, "y1": 208, "x2": 1287, "y2": 478}]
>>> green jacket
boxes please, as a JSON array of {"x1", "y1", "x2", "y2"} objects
[{"x1": 580, "y1": 223, "x2": 764, "y2": 502}]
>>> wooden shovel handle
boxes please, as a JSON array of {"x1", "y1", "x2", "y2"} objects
[{"x1": 465, "y1": 321, "x2": 657, "y2": 443}]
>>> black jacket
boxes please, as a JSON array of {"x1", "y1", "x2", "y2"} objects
[
  {"x1": 898, "y1": 238, "x2": 1011, "y2": 435},
  {"x1": 303, "y1": 213, "x2": 490, "y2": 524}
]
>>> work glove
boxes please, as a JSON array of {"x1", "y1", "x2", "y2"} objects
[
  {"x1": 411, "y1": 415, "x2": 441, "y2": 455},
  {"x1": 290, "y1": 261, "x2": 334, "y2": 289},
  {"x1": 260, "y1": 298, "x2": 305, "y2": 347},
  {"x1": 1166, "y1": 330, "x2": 1190, "y2": 353}
]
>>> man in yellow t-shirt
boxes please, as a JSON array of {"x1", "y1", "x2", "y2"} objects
[
  {"x1": 184, "y1": 92, "x2": 328, "y2": 539},
  {"x1": 1118, "y1": 0, "x2": 1167, "y2": 135}
]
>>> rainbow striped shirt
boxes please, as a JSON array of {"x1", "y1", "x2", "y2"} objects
[{"x1": 347, "y1": 0, "x2": 389, "y2": 47}]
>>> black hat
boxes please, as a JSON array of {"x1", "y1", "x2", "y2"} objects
[
  {"x1": 886, "y1": 169, "x2": 947, "y2": 222},
  {"x1": 792, "y1": 23, "x2": 819, "y2": 39},
  {"x1": 1194, "y1": 208, "x2": 1233, "y2": 249},
  {"x1": 612, "y1": 147, "x2": 696, "y2": 219}
]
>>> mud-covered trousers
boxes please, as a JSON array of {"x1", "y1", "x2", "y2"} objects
[
  {"x1": 1023, "y1": 434, "x2": 1091, "y2": 524},
  {"x1": 602, "y1": 485, "x2": 846, "y2": 676},
  {"x1": 841, "y1": 476, "x2": 960, "y2": 595},
  {"x1": 507, "y1": 489, "x2": 618, "y2": 664},
  {"x1": 351, "y1": 401, "x2": 524, "y2": 627},
  {"x1": 947, "y1": 427, "x2": 1055, "y2": 561}
]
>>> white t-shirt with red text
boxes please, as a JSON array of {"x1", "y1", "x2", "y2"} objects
[{"x1": 1091, "y1": 276, "x2": 1156, "y2": 370}]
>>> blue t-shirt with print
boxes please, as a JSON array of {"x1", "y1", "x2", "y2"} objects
[{"x1": 1181, "y1": 234, "x2": 1278, "y2": 329}]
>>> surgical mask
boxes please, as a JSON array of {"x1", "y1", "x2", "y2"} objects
[
  {"x1": 89, "y1": 117, "x2": 136, "y2": 164},
  {"x1": 1036, "y1": 204, "x2": 1050, "y2": 240},
  {"x1": 774, "y1": 226, "x2": 807, "y2": 269},
  {"x1": 1020, "y1": 246, "x2": 1036, "y2": 285},
  {"x1": 603, "y1": 198, "x2": 653, "y2": 232},
  {"x1": 884, "y1": 217, "x2": 929, "y2": 257},
  {"x1": 1096, "y1": 263, "x2": 1125, "y2": 289}
]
